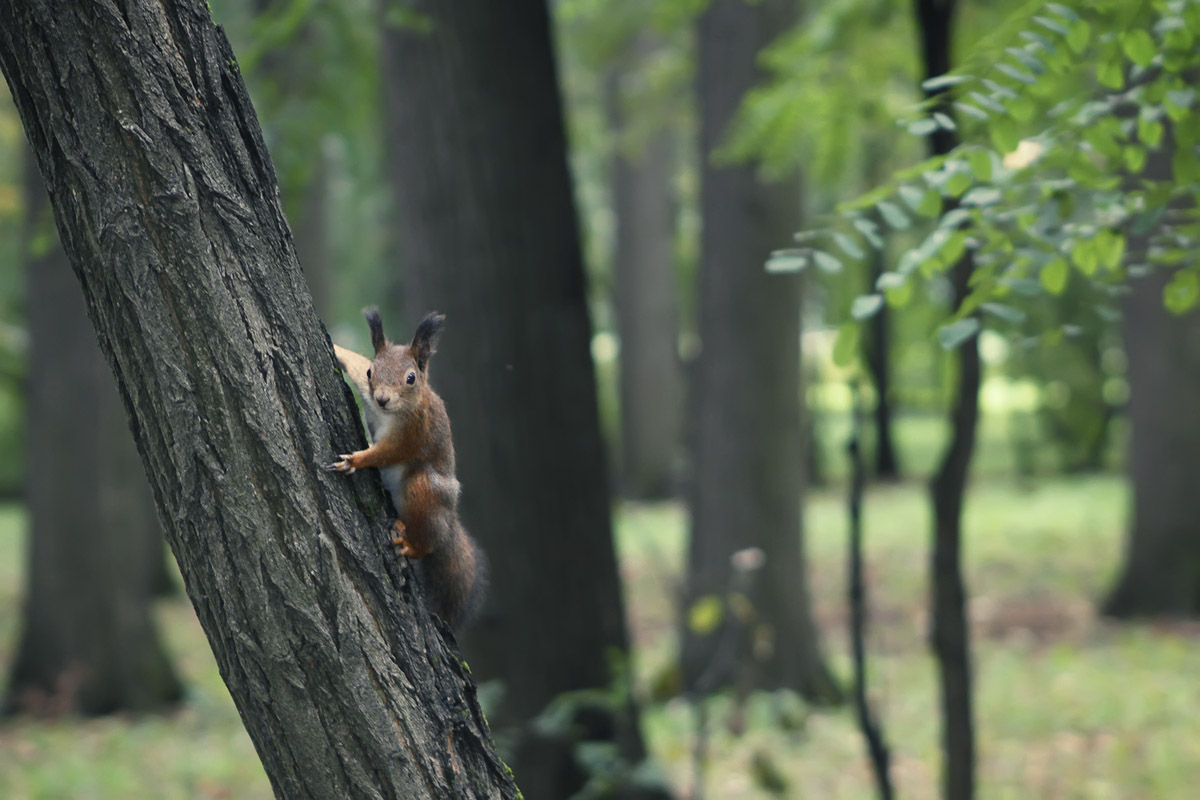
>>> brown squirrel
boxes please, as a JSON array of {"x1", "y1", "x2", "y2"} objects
[{"x1": 328, "y1": 310, "x2": 486, "y2": 629}]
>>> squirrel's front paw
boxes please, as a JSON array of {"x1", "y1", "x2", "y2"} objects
[{"x1": 325, "y1": 455, "x2": 357, "y2": 474}]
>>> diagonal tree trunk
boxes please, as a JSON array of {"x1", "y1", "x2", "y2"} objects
[
  {"x1": 4, "y1": 147, "x2": 181, "y2": 716},
  {"x1": 380, "y1": 3, "x2": 667, "y2": 799},
  {"x1": 0, "y1": 2, "x2": 518, "y2": 797},
  {"x1": 681, "y1": 0, "x2": 840, "y2": 702}
]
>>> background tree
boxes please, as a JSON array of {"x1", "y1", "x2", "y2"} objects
[
  {"x1": 380, "y1": 3, "x2": 669, "y2": 798},
  {"x1": 1105, "y1": 109, "x2": 1200, "y2": 616},
  {"x1": 609, "y1": 32, "x2": 684, "y2": 500},
  {"x1": 0, "y1": 1, "x2": 518, "y2": 796},
  {"x1": 680, "y1": 0, "x2": 840, "y2": 702},
  {"x1": 3, "y1": 148, "x2": 180, "y2": 716}
]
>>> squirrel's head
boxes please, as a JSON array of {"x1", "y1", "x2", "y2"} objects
[{"x1": 362, "y1": 308, "x2": 445, "y2": 413}]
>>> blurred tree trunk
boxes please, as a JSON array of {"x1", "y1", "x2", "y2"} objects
[
  {"x1": 609, "y1": 34, "x2": 684, "y2": 499},
  {"x1": 1104, "y1": 269, "x2": 1200, "y2": 616},
  {"x1": 915, "y1": 1, "x2": 978, "y2": 798},
  {"x1": 381, "y1": 4, "x2": 668, "y2": 799},
  {"x1": 0, "y1": 3, "x2": 518, "y2": 797},
  {"x1": 3, "y1": 149, "x2": 181, "y2": 716},
  {"x1": 1103, "y1": 111, "x2": 1200, "y2": 617},
  {"x1": 250, "y1": 0, "x2": 331, "y2": 319},
  {"x1": 862, "y1": 146, "x2": 900, "y2": 480},
  {"x1": 680, "y1": 0, "x2": 841, "y2": 703}
]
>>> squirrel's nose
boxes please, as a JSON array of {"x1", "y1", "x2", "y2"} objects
[{"x1": 375, "y1": 395, "x2": 389, "y2": 408}]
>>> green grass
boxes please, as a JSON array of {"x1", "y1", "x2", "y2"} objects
[
  {"x1": 617, "y1": 474, "x2": 1200, "y2": 799},
  {"x1": 2, "y1": 457, "x2": 1198, "y2": 798}
]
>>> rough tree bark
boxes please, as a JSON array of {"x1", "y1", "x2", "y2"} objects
[
  {"x1": 680, "y1": 0, "x2": 840, "y2": 701},
  {"x1": 609, "y1": 33, "x2": 684, "y2": 500},
  {"x1": 381, "y1": 3, "x2": 667, "y2": 799},
  {"x1": 0, "y1": 2, "x2": 518, "y2": 797},
  {"x1": 4, "y1": 147, "x2": 181, "y2": 716},
  {"x1": 915, "y1": 1, "x2": 978, "y2": 798}
]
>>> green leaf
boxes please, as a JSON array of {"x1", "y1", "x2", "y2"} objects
[
  {"x1": 1008, "y1": 96, "x2": 1036, "y2": 122},
  {"x1": 885, "y1": 280, "x2": 914, "y2": 308},
  {"x1": 688, "y1": 595, "x2": 724, "y2": 635},
  {"x1": 996, "y1": 62, "x2": 1036, "y2": 85},
  {"x1": 1138, "y1": 116, "x2": 1164, "y2": 148},
  {"x1": 1164, "y1": 270, "x2": 1200, "y2": 314},
  {"x1": 1096, "y1": 229, "x2": 1126, "y2": 270},
  {"x1": 1071, "y1": 239, "x2": 1099, "y2": 276},
  {"x1": 1067, "y1": 19, "x2": 1091, "y2": 53},
  {"x1": 908, "y1": 118, "x2": 939, "y2": 137},
  {"x1": 1121, "y1": 29, "x2": 1156, "y2": 68},
  {"x1": 877, "y1": 201, "x2": 910, "y2": 230},
  {"x1": 1166, "y1": 88, "x2": 1196, "y2": 120},
  {"x1": 853, "y1": 217, "x2": 885, "y2": 249},
  {"x1": 961, "y1": 186, "x2": 1002, "y2": 207},
  {"x1": 991, "y1": 115, "x2": 1019, "y2": 153},
  {"x1": 938, "y1": 317, "x2": 981, "y2": 350},
  {"x1": 940, "y1": 231, "x2": 969, "y2": 264},
  {"x1": 933, "y1": 112, "x2": 957, "y2": 131},
  {"x1": 1040, "y1": 257, "x2": 1069, "y2": 295},
  {"x1": 1123, "y1": 144, "x2": 1147, "y2": 173},
  {"x1": 1033, "y1": 15, "x2": 1068, "y2": 36},
  {"x1": 922, "y1": 74, "x2": 969, "y2": 91},
  {"x1": 917, "y1": 188, "x2": 943, "y2": 218},
  {"x1": 956, "y1": 102, "x2": 989, "y2": 121},
  {"x1": 967, "y1": 149, "x2": 994, "y2": 181},
  {"x1": 812, "y1": 250, "x2": 843, "y2": 274},
  {"x1": 1097, "y1": 58, "x2": 1124, "y2": 90},
  {"x1": 834, "y1": 231, "x2": 864, "y2": 260},
  {"x1": 1044, "y1": 3, "x2": 1078, "y2": 21},
  {"x1": 832, "y1": 323, "x2": 860, "y2": 367},
  {"x1": 851, "y1": 294, "x2": 885, "y2": 321},
  {"x1": 982, "y1": 302, "x2": 1026, "y2": 323},
  {"x1": 945, "y1": 171, "x2": 973, "y2": 198},
  {"x1": 876, "y1": 271, "x2": 906, "y2": 291},
  {"x1": 766, "y1": 251, "x2": 808, "y2": 273},
  {"x1": 1173, "y1": 149, "x2": 1200, "y2": 183}
]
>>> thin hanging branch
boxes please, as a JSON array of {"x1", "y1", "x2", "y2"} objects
[{"x1": 847, "y1": 384, "x2": 895, "y2": 800}]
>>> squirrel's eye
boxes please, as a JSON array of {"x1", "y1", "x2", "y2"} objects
[
  {"x1": 366, "y1": 368, "x2": 372, "y2": 380},
  {"x1": 406, "y1": 371, "x2": 416, "y2": 385}
]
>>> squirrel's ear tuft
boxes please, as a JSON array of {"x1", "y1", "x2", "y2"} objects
[
  {"x1": 411, "y1": 312, "x2": 446, "y2": 372},
  {"x1": 364, "y1": 307, "x2": 387, "y2": 354}
]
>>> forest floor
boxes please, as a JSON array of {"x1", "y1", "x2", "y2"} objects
[{"x1": 2, "y1": 464, "x2": 1199, "y2": 797}]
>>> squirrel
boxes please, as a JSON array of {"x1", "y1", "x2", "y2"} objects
[{"x1": 327, "y1": 309, "x2": 486, "y2": 629}]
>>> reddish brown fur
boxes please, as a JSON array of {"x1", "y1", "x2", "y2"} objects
[{"x1": 330, "y1": 311, "x2": 486, "y2": 628}]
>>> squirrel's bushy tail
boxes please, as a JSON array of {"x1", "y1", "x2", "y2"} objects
[{"x1": 419, "y1": 526, "x2": 488, "y2": 629}]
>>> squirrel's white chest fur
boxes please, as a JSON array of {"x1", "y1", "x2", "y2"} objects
[{"x1": 370, "y1": 414, "x2": 408, "y2": 514}]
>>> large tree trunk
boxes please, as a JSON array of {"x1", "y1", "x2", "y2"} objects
[
  {"x1": 680, "y1": 0, "x2": 840, "y2": 702},
  {"x1": 0, "y1": 3, "x2": 518, "y2": 797},
  {"x1": 380, "y1": 3, "x2": 666, "y2": 799},
  {"x1": 4, "y1": 148, "x2": 181, "y2": 716},
  {"x1": 1104, "y1": 269, "x2": 1200, "y2": 615},
  {"x1": 915, "y1": 1, "x2": 978, "y2": 798},
  {"x1": 1103, "y1": 106, "x2": 1200, "y2": 616},
  {"x1": 609, "y1": 34, "x2": 684, "y2": 500}
]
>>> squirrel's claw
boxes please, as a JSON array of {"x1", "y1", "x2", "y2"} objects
[{"x1": 325, "y1": 456, "x2": 356, "y2": 474}]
